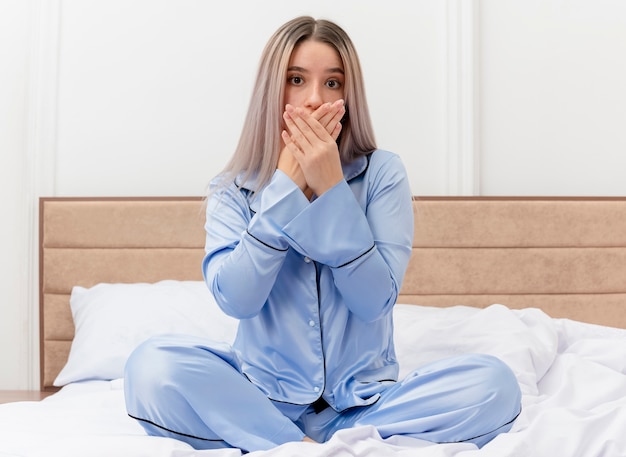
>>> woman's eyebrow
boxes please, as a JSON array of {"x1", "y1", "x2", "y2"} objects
[
  {"x1": 287, "y1": 66, "x2": 344, "y2": 75},
  {"x1": 327, "y1": 67, "x2": 345, "y2": 75}
]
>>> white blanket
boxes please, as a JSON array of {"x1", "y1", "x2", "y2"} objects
[{"x1": 2, "y1": 304, "x2": 626, "y2": 457}]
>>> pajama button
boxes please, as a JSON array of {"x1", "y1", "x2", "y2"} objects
[
  {"x1": 314, "y1": 386, "x2": 320, "y2": 393},
  {"x1": 309, "y1": 320, "x2": 315, "y2": 327},
  {"x1": 304, "y1": 257, "x2": 311, "y2": 263}
]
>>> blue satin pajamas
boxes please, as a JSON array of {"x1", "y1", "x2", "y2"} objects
[
  {"x1": 125, "y1": 334, "x2": 521, "y2": 452},
  {"x1": 124, "y1": 150, "x2": 522, "y2": 452}
]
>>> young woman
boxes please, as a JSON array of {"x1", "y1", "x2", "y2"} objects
[{"x1": 124, "y1": 16, "x2": 522, "y2": 452}]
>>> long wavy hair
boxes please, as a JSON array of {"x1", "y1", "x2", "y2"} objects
[{"x1": 213, "y1": 16, "x2": 376, "y2": 194}]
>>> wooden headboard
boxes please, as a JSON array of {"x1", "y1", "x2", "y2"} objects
[{"x1": 39, "y1": 196, "x2": 626, "y2": 390}]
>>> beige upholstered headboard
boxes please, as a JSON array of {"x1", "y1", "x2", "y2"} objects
[
  {"x1": 39, "y1": 197, "x2": 206, "y2": 391},
  {"x1": 404, "y1": 197, "x2": 626, "y2": 327},
  {"x1": 39, "y1": 196, "x2": 626, "y2": 390}
]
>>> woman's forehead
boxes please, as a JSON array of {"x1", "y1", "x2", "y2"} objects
[{"x1": 288, "y1": 40, "x2": 343, "y2": 71}]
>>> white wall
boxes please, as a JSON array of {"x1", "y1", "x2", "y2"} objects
[
  {"x1": 1, "y1": 0, "x2": 625, "y2": 389},
  {"x1": 0, "y1": 0, "x2": 35, "y2": 390},
  {"x1": 54, "y1": 0, "x2": 447, "y2": 197},
  {"x1": 480, "y1": 0, "x2": 626, "y2": 195}
]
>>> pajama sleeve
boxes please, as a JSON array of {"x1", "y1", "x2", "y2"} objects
[
  {"x1": 282, "y1": 153, "x2": 414, "y2": 322},
  {"x1": 202, "y1": 171, "x2": 309, "y2": 318}
]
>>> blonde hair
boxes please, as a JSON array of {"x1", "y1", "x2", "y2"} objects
[{"x1": 215, "y1": 16, "x2": 376, "y2": 193}]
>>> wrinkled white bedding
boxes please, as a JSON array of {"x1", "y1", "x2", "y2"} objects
[{"x1": 2, "y1": 304, "x2": 626, "y2": 457}]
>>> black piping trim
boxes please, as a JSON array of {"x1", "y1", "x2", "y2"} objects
[
  {"x1": 246, "y1": 230, "x2": 288, "y2": 252},
  {"x1": 241, "y1": 372, "x2": 319, "y2": 408},
  {"x1": 335, "y1": 393, "x2": 383, "y2": 414},
  {"x1": 127, "y1": 414, "x2": 225, "y2": 443},
  {"x1": 314, "y1": 260, "x2": 328, "y2": 409},
  {"x1": 335, "y1": 244, "x2": 375, "y2": 269},
  {"x1": 440, "y1": 406, "x2": 522, "y2": 444}
]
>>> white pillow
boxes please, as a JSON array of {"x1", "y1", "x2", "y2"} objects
[
  {"x1": 392, "y1": 303, "x2": 558, "y2": 397},
  {"x1": 54, "y1": 280, "x2": 239, "y2": 386}
]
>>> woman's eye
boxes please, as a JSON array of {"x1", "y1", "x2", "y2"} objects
[
  {"x1": 326, "y1": 79, "x2": 342, "y2": 89},
  {"x1": 289, "y1": 76, "x2": 303, "y2": 85}
]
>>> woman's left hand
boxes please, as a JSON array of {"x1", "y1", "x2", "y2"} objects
[{"x1": 281, "y1": 104, "x2": 344, "y2": 197}]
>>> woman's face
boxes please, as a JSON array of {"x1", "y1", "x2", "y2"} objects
[{"x1": 284, "y1": 40, "x2": 345, "y2": 113}]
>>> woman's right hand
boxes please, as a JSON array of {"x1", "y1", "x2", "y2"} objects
[{"x1": 278, "y1": 141, "x2": 311, "y2": 198}]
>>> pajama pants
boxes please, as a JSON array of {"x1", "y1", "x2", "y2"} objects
[{"x1": 124, "y1": 334, "x2": 521, "y2": 453}]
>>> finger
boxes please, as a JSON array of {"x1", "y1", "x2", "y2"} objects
[
  {"x1": 314, "y1": 100, "x2": 345, "y2": 132},
  {"x1": 289, "y1": 107, "x2": 331, "y2": 143},
  {"x1": 328, "y1": 100, "x2": 346, "y2": 126},
  {"x1": 330, "y1": 120, "x2": 343, "y2": 141},
  {"x1": 326, "y1": 103, "x2": 345, "y2": 141},
  {"x1": 283, "y1": 110, "x2": 314, "y2": 150},
  {"x1": 281, "y1": 129, "x2": 305, "y2": 161},
  {"x1": 312, "y1": 102, "x2": 334, "y2": 127}
]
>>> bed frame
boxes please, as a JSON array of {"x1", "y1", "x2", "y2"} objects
[{"x1": 39, "y1": 196, "x2": 626, "y2": 391}]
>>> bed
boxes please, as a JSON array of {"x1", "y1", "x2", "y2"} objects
[{"x1": 1, "y1": 196, "x2": 626, "y2": 456}]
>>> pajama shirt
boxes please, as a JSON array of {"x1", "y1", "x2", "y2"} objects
[{"x1": 124, "y1": 149, "x2": 522, "y2": 452}]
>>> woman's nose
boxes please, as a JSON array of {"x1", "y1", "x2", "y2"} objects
[{"x1": 304, "y1": 85, "x2": 324, "y2": 110}]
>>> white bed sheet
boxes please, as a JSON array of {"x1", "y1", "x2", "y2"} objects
[{"x1": 2, "y1": 304, "x2": 626, "y2": 457}]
